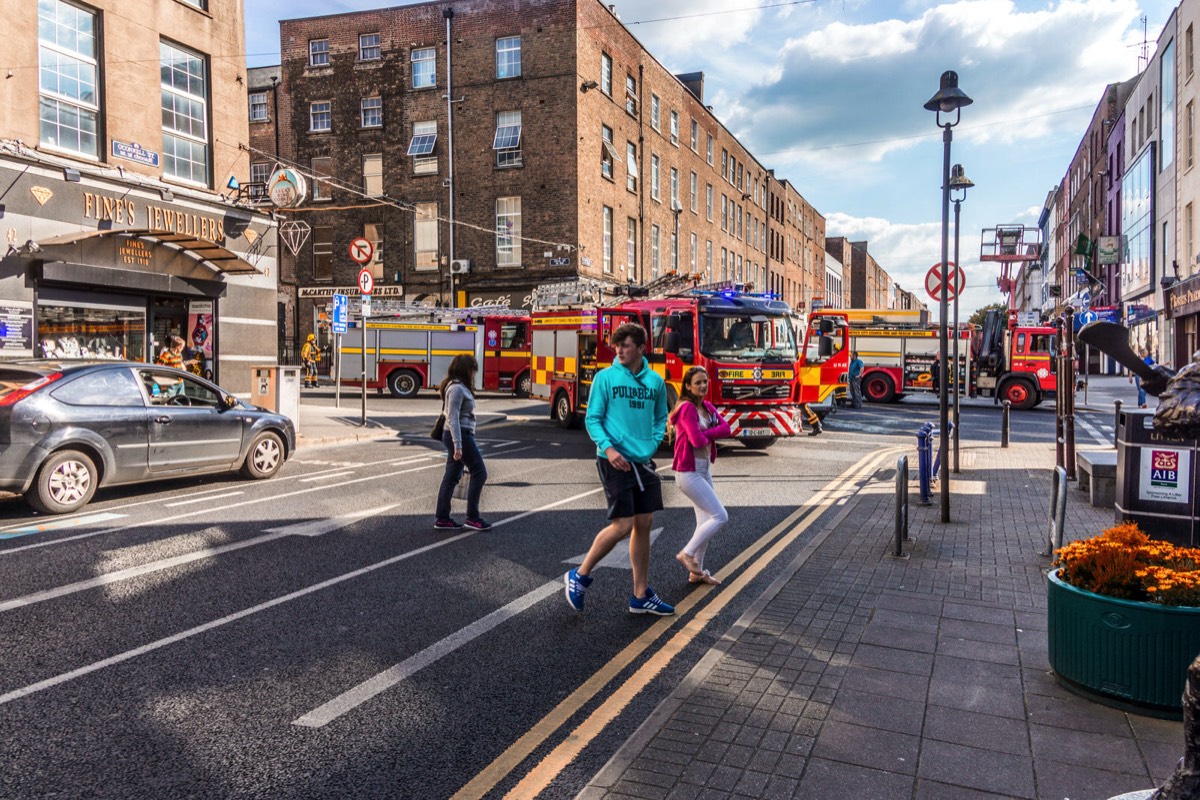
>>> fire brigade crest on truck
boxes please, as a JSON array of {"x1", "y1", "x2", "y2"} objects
[{"x1": 1140, "y1": 448, "x2": 1191, "y2": 503}]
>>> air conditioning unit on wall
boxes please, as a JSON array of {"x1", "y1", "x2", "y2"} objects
[{"x1": 450, "y1": 259, "x2": 471, "y2": 274}]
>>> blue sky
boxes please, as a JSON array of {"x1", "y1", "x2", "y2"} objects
[{"x1": 244, "y1": 0, "x2": 1178, "y2": 318}]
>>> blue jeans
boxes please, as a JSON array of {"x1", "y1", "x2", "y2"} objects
[
  {"x1": 436, "y1": 430, "x2": 487, "y2": 520},
  {"x1": 1136, "y1": 376, "x2": 1147, "y2": 407}
]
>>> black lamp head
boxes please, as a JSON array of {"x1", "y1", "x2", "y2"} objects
[{"x1": 924, "y1": 70, "x2": 973, "y2": 114}]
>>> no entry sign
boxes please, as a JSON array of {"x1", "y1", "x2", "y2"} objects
[{"x1": 925, "y1": 262, "x2": 965, "y2": 301}]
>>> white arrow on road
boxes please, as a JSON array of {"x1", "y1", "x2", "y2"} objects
[{"x1": 294, "y1": 528, "x2": 663, "y2": 728}]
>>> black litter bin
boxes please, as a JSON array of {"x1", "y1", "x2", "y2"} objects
[{"x1": 1115, "y1": 409, "x2": 1200, "y2": 546}]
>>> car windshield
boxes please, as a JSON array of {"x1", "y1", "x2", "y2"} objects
[{"x1": 700, "y1": 314, "x2": 797, "y2": 362}]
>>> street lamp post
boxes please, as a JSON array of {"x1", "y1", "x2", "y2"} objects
[
  {"x1": 949, "y1": 164, "x2": 974, "y2": 475},
  {"x1": 924, "y1": 71, "x2": 973, "y2": 524}
]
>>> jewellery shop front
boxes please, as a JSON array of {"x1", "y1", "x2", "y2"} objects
[{"x1": 0, "y1": 160, "x2": 276, "y2": 395}]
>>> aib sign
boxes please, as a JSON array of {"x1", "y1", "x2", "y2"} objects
[{"x1": 1140, "y1": 448, "x2": 1191, "y2": 503}]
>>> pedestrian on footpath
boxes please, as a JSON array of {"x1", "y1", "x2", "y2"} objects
[
  {"x1": 564, "y1": 321, "x2": 674, "y2": 616},
  {"x1": 301, "y1": 333, "x2": 321, "y2": 389},
  {"x1": 1131, "y1": 348, "x2": 1155, "y2": 408},
  {"x1": 670, "y1": 366, "x2": 731, "y2": 586},
  {"x1": 848, "y1": 350, "x2": 864, "y2": 408},
  {"x1": 434, "y1": 355, "x2": 491, "y2": 531}
]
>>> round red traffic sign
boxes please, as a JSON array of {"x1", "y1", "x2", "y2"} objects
[
  {"x1": 925, "y1": 262, "x2": 965, "y2": 301},
  {"x1": 358, "y1": 268, "x2": 374, "y2": 295},
  {"x1": 349, "y1": 237, "x2": 374, "y2": 265}
]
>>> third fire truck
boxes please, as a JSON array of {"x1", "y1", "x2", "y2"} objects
[
  {"x1": 842, "y1": 307, "x2": 1057, "y2": 410},
  {"x1": 530, "y1": 277, "x2": 849, "y2": 448}
]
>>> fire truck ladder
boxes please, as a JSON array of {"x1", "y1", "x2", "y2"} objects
[
  {"x1": 367, "y1": 304, "x2": 522, "y2": 321},
  {"x1": 532, "y1": 278, "x2": 626, "y2": 310},
  {"x1": 621, "y1": 271, "x2": 700, "y2": 300},
  {"x1": 980, "y1": 224, "x2": 1043, "y2": 310}
]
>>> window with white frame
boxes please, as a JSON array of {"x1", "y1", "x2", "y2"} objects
[
  {"x1": 601, "y1": 52, "x2": 612, "y2": 95},
  {"x1": 496, "y1": 36, "x2": 521, "y2": 78},
  {"x1": 160, "y1": 41, "x2": 209, "y2": 185},
  {"x1": 650, "y1": 94, "x2": 660, "y2": 130},
  {"x1": 651, "y1": 224, "x2": 661, "y2": 278},
  {"x1": 721, "y1": 248, "x2": 727, "y2": 279},
  {"x1": 311, "y1": 156, "x2": 332, "y2": 200},
  {"x1": 721, "y1": 149, "x2": 728, "y2": 179},
  {"x1": 706, "y1": 240, "x2": 713, "y2": 277},
  {"x1": 309, "y1": 100, "x2": 331, "y2": 132},
  {"x1": 671, "y1": 227, "x2": 678, "y2": 271},
  {"x1": 602, "y1": 206, "x2": 613, "y2": 273},
  {"x1": 309, "y1": 39, "x2": 329, "y2": 67},
  {"x1": 362, "y1": 153, "x2": 383, "y2": 196},
  {"x1": 1189, "y1": 101, "x2": 1195, "y2": 169},
  {"x1": 177, "y1": 0, "x2": 207, "y2": 8},
  {"x1": 670, "y1": 167, "x2": 679, "y2": 208},
  {"x1": 670, "y1": 111, "x2": 678, "y2": 145},
  {"x1": 313, "y1": 225, "x2": 332, "y2": 280},
  {"x1": 707, "y1": 134, "x2": 713, "y2": 165},
  {"x1": 414, "y1": 202, "x2": 438, "y2": 270},
  {"x1": 249, "y1": 91, "x2": 269, "y2": 122},
  {"x1": 601, "y1": 125, "x2": 616, "y2": 179},
  {"x1": 361, "y1": 97, "x2": 382, "y2": 128},
  {"x1": 721, "y1": 195, "x2": 728, "y2": 230},
  {"x1": 39, "y1": 0, "x2": 99, "y2": 158},
  {"x1": 249, "y1": 161, "x2": 270, "y2": 200},
  {"x1": 359, "y1": 33, "x2": 381, "y2": 61},
  {"x1": 690, "y1": 119, "x2": 699, "y2": 151},
  {"x1": 626, "y1": 142, "x2": 638, "y2": 191},
  {"x1": 625, "y1": 75, "x2": 637, "y2": 115},
  {"x1": 496, "y1": 196, "x2": 522, "y2": 266},
  {"x1": 409, "y1": 120, "x2": 437, "y2": 174},
  {"x1": 706, "y1": 184, "x2": 713, "y2": 221},
  {"x1": 690, "y1": 232, "x2": 697, "y2": 272},
  {"x1": 493, "y1": 110, "x2": 522, "y2": 168},
  {"x1": 412, "y1": 47, "x2": 436, "y2": 88},
  {"x1": 651, "y1": 154, "x2": 660, "y2": 201},
  {"x1": 364, "y1": 222, "x2": 384, "y2": 279},
  {"x1": 690, "y1": 171, "x2": 697, "y2": 213},
  {"x1": 627, "y1": 217, "x2": 637, "y2": 279}
]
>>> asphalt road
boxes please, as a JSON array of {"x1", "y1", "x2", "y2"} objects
[{"x1": 0, "y1": 390, "x2": 1123, "y2": 799}]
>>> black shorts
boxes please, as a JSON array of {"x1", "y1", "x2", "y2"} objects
[{"x1": 596, "y1": 458, "x2": 663, "y2": 520}]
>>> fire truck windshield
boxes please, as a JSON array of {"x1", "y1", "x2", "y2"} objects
[{"x1": 700, "y1": 314, "x2": 797, "y2": 362}]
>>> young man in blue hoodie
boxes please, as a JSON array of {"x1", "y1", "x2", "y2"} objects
[{"x1": 564, "y1": 321, "x2": 674, "y2": 615}]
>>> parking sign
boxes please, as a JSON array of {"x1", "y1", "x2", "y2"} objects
[{"x1": 332, "y1": 293, "x2": 348, "y2": 334}]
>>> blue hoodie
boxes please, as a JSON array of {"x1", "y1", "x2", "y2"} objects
[{"x1": 585, "y1": 356, "x2": 668, "y2": 464}]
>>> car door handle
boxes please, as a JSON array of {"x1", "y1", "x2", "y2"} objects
[{"x1": 155, "y1": 416, "x2": 172, "y2": 424}]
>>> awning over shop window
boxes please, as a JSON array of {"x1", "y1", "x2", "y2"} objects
[{"x1": 34, "y1": 229, "x2": 260, "y2": 274}]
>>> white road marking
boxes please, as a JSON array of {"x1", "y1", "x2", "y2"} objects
[
  {"x1": 1075, "y1": 415, "x2": 1111, "y2": 446},
  {"x1": 164, "y1": 492, "x2": 243, "y2": 507},
  {"x1": 301, "y1": 472, "x2": 353, "y2": 482},
  {"x1": 0, "y1": 512, "x2": 127, "y2": 539},
  {"x1": 0, "y1": 485, "x2": 609, "y2": 709},
  {"x1": 293, "y1": 529, "x2": 663, "y2": 728}
]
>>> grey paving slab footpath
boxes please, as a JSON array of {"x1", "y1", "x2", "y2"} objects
[{"x1": 578, "y1": 441, "x2": 1187, "y2": 800}]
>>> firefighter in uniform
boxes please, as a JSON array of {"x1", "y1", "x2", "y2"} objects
[{"x1": 301, "y1": 333, "x2": 321, "y2": 388}]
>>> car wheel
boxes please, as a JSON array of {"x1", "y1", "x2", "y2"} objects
[
  {"x1": 387, "y1": 370, "x2": 421, "y2": 399},
  {"x1": 515, "y1": 371, "x2": 532, "y2": 398},
  {"x1": 27, "y1": 449, "x2": 98, "y2": 515},
  {"x1": 241, "y1": 431, "x2": 285, "y2": 479}
]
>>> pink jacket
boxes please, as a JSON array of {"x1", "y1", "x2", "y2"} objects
[{"x1": 671, "y1": 400, "x2": 732, "y2": 472}]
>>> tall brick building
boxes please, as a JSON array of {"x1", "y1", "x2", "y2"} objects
[{"x1": 251, "y1": 0, "x2": 810, "y2": 345}]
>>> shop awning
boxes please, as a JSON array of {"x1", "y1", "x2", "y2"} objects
[{"x1": 34, "y1": 229, "x2": 260, "y2": 274}]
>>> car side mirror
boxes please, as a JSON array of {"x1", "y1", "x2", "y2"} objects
[{"x1": 223, "y1": 394, "x2": 238, "y2": 410}]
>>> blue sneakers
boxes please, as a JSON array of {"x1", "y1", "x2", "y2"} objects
[
  {"x1": 564, "y1": 568, "x2": 592, "y2": 611},
  {"x1": 629, "y1": 587, "x2": 675, "y2": 616}
]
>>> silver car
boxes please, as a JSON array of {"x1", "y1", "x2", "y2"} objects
[{"x1": 0, "y1": 360, "x2": 296, "y2": 514}]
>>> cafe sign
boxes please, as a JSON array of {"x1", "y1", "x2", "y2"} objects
[{"x1": 1165, "y1": 273, "x2": 1200, "y2": 319}]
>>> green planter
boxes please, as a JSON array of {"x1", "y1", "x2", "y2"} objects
[{"x1": 1047, "y1": 568, "x2": 1200, "y2": 718}]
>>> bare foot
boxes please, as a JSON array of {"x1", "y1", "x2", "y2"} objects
[
  {"x1": 677, "y1": 550, "x2": 701, "y2": 574},
  {"x1": 687, "y1": 569, "x2": 721, "y2": 585}
]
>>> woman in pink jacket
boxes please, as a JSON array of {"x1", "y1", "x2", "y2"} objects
[{"x1": 670, "y1": 366, "x2": 732, "y2": 585}]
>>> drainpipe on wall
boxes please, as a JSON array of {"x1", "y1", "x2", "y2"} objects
[{"x1": 444, "y1": 7, "x2": 456, "y2": 307}]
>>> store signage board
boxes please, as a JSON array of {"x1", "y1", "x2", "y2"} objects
[
  {"x1": 0, "y1": 301, "x2": 33, "y2": 357},
  {"x1": 332, "y1": 293, "x2": 348, "y2": 334},
  {"x1": 299, "y1": 285, "x2": 403, "y2": 299}
]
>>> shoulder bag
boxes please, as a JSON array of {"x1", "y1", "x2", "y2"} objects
[{"x1": 430, "y1": 381, "x2": 455, "y2": 440}]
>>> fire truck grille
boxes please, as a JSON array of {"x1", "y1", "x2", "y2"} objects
[{"x1": 722, "y1": 383, "x2": 791, "y2": 400}]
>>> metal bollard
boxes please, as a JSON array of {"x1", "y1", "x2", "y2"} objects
[
  {"x1": 932, "y1": 421, "x2": 953, "y2": 476},
  {"x1": 893, "y1": 455, "x2": 910, "y2": 557},
  {"x1": 1001, "y1": 400, "x2": 1011, "y2": 448},
  {"x1": 1040, "y1": 465, "x2": 1069, "y2": 556},
  {"x1": 1113, "y1": 399, "x2": 1122, "y2": 448},
  {"x1": 916, "y1": 423, "x2": 933, "y2": 506}
]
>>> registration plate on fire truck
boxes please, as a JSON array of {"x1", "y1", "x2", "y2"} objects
[{"x1": 740, "y1": 429, "x2": 773, "y2": 437}]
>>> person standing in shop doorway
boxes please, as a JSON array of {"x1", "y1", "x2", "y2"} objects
[
  {"x1": 155, "y1": 335, "x2": 188, "y2": 369},
  {"x1": 564, "y1": 321, "x2": 674, "y2": 616},
  {"x1": 301, "y1": 333, "x2": 321, "y2": 389}
]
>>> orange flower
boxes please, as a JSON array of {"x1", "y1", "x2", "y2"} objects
[{"x1": 1053, "y1": 522, "x2": 1200, "y2": 607}]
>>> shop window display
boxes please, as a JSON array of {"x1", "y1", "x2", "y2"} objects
[{"x1": 38, "y1": 304, "x2": 146, "y2": 360}]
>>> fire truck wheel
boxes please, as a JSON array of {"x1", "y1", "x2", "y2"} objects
[
  {"x1": 387, "y1": 370, "x2": 421, "y2": 399},
  {"x1": 1001, "y1": 379, "x2": 1037, "y2": 411},
  {"x1": 740, "y1": 436, "x2": 777, "y2": 450},
  {"x1": 864, "y1": 374, "x2": 896, "y2": 403},
  {"x1": 515, "y1": 371, "x2": 532, "y2": 398},
  {"x1": 553, "y1": 391, "x2": 578, "y2": 429}
]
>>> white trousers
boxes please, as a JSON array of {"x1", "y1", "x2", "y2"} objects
[{"x1": 676, "y1": 459, "x2": 728, "y2": 569}]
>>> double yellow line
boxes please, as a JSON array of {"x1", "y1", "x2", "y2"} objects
[{"x1": 453, "y1": 445, "x2": 904, "y2": 800}]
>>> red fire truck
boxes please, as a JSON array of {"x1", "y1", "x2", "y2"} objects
[
  {"x1": 338, "y1": 307, "x2": 531, "y2": 397},
  {"x1": 842, "y1": 308, "x2": 1056, "y2": 410},
  {"x1": 530, "y1": 277, "x2": 848, "y2": 448}
]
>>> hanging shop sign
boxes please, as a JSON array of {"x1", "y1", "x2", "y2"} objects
[{"x1": 267, "y1": 168, "x2": 308, "y2": 209}]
